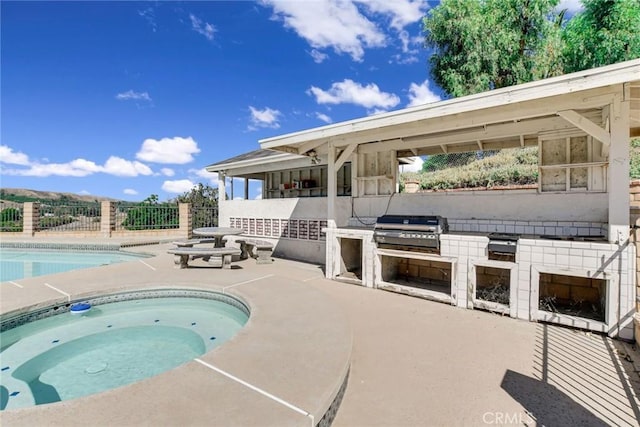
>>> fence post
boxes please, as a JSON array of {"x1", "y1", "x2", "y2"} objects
[
  {"x1": 101, "y1": 201, "x2": 115, "y2": 237},
  {"x1": 23, "y1": 202, "x2": 39, "y2": 237},
  {"x1": 179, "y1": 203, "x2": 192, "y2": 238}
]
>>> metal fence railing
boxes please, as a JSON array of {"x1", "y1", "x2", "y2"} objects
[
  {"x1": 116, "y1": 203, "x2": 180, "y2": 231},
  {"x1": 38, "y1": 202, "x2": 101, "y2": 232},
  {"x1": 0, "y1": 202, "x2": 217, "y2": 234},
  {"x1": 0, "y1": 203, "x2": 23, "y2": 232},
  {"x1": 191, "y1": 206, "x2": 218, "y2": 229}
]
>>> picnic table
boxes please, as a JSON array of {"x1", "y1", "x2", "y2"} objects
[{"x1": 192, "y1": 227, "x2": 244, "y2": 248}]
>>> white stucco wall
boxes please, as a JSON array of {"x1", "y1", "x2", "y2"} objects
[
  {"x1": 351, "y1": 190, "x2": 607, "y2": 222},
  {"x1": 218, "y1": 197, "x2": 352, "y2": 264}
]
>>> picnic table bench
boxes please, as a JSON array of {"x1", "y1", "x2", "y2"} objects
[
  {"x1": 235, "y1": 238, "x2": 274, "y2": 264},
  {"x1": 172, "y1": 238, "x2": 219, "y2": 248},
  {"x1": 168, "y1": 247, "x2": 241, "y2": 269}
]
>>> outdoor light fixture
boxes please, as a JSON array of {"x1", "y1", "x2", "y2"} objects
[{"x1": 308, "y1": 150, "x2": 321, "y2": 164}]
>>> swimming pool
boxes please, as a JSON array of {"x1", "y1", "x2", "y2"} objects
[
  {"x1": 0, "y1": 290, "x2": 249, "y2": 410},
  {"x1": 0, "y1": 248, "x2": 146, "y2": 282}
]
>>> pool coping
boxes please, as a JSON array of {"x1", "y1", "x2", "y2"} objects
[{"x1": 1, "y1": 244, "x2": 352, "y2": 426}]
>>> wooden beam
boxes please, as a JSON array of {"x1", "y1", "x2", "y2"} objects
[
  {"x1": 440, "y1": 144, "x2": 448, "y2": 154},
  {"x1": 357, "y1": 115, "x2": 581, "y2": 154},
  {"x1": 557, "y1": 109, "x2": 611, "y2": 145},
  {"x1": 297, "y1": 139, "x2": 327, "y2": 155},
  {"x1": 477, "y1": 140, "x2": 483, "y2": 150},
  {"x1": 326, "y1": 88, "x2": 616, "y2": 148},
  {"x1": 520, "y1": 135, "x2": 525, "y2": 147},
  {"x1": 334, "y1": 143, "x2": 357, "y2": 170}
]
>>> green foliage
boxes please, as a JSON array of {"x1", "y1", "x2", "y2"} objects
[
  {"x1": 423, "y1": 0, "x2": 639, "y2": 97},
  {"x1": 424, "y1": 0, "x2": 563, "y2": 97},
  {"x1": 563, "y1": 0, "x2": 640, "y2": 73},
  {"x1": 422, "y1": 152, "x2": 477, "y2": 172},
  {"x1": 39, "y1": 216, "x2": 74, "y2": 230},
  {"x1": 174, "y1": 183, "x2": 219, "y2": 228},
  {"x1": 0, "y1": 207, "x2": 21, "y2": 222},
  {"x1": 406, "y1": 147, "x2": 539, "y2": 190},
  {"x1": 175, "y1": 183, "x2": 218, "y2": 207},
  {"x1": 0, "y1": 207, "x2": 22, "y2": 231},
  {"x1": 630, "y1": 138, "x2": 640, "y2": 179},
  {"x1": 121, "y1": 194, "x2": 179, "y2": 230}
]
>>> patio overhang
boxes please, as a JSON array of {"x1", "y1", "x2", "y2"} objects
[
  {"x1": 259, "y1": 59, "x2": 640, "y2": 157},
  {"x1": 257, "y1": 59, "x2": 640, "y2": 236}
]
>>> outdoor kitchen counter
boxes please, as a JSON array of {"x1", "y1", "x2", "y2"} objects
[{"x1": 325, "y1": 227, "x2": 375, "y2": 288}]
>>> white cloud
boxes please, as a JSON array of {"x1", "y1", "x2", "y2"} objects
[
  {"x1": 190, "y1": 14, "x2": 216, "y2": 41},
  {"x1": 78, "y1": 190, "x2": 90, "y2": 195},
  {"x1": 0, "y1": 145, "x2": 30, "y2": 165},
  {"x1": 160, "y1": 168, "x2": 175, "y2": 177},
  {"x1": 557, "y1": 0, "x2": 583, "y2": 13},
  {"x1": 189, "y1": 168, "x2": 215, "y2": 180},
  {"x1": 103, "y1": 156, "x2": 153, "y2": 177},
  {"x1": 162, "y1": 179, "x2": 196, "y2": 194},
  {"x1": 400, "y1": 156, "x2": 423, "y2": 172},
  {"x1": 261, "y1": 0, "x2": 385, "y2": 62},
  {"x1": 249, "y1": 106, "x2": 282, "y2": 130},
  {"x1": 3, "y1": 159, "x2": 99, "y2": 177},
  {"x1": 0, "y1": 146, "x2": 153, "y2": 177},
  {"x1": 355, "y1": 0, "x2": 426, "y2": 31},
  {"x1": 254, "y1": 187, "x2": 263, "y2": 200},
  {"x1": 138, "y1": 7, "x2": 157, "y2": 32},
  {"x1": 368, "y1": 108, "x2": 388, "y2": 116},
  {"x1": 115, "y1": 90, "x2": 152, "y2": 102},
  {"x1": 407, "y1": 80, "x2": 441, "y2": 107},
  {"x1": 315, "y1": 112, "x2": 333, "y2": 124},
  {"x1": 310, "y1": 49, "x2": 328, "y2": 63},
  {"x1": 261, "y1": 0, "x2": 427, "y2": 62},
  {"x1": 136, "y1": 136, "x2": 200, "y2": 164},
  {"x1": 308, "y1": 79, "x2": 400, "y2": 109},
  {"x1": 124, "y1": 188, "x2": 139, "y2": 195}
]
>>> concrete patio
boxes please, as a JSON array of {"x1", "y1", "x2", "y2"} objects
[{"x1": 1, "y1": 241, "x2": 639, "y2": 426}]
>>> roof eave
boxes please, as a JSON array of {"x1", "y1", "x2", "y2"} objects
[{"x1": 259, "y1": 59, "x2": 640, "y2": 151}]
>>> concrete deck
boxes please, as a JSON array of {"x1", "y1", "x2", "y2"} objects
[{"x1": 2, "y1": 240, "x2": 640, "y2": 426}]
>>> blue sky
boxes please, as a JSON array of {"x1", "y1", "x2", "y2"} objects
[{"x1": 1, "y1": 0, "x2": 582, "y2": 201}]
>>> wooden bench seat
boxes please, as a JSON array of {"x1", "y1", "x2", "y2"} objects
[
  {"x1": 168, "y1": 247, "x2": 241, "y2": 269},
  {"x1": 235, "y1": 238, "x2": 274, "y2": 264}
]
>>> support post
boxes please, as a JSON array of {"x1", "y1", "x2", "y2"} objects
[
  {"x1": 608, "y1": 90, "x2": 630, "y2": 243},
  {"x1": 22, "y1": 202, "x2": 39, "y2": 237},
  {"x1": 100, "y1": 201, "x2": 115, "y2": 237},
  {"x1": 179, "y1": 203, "x2": 192, "y2": 238},
  {"x1": 327, "y1": 142, "x2": 337, "y2": 228},
  {"x1": 217, "y1": 172, "x2": 227, "y2": 226}
]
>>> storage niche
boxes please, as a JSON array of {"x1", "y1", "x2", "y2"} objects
[{"x1": 265, "y1": 164, "x2": 351, "y2": 199}]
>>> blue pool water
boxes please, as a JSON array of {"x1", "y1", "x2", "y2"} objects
[
  {"x1": 0, "y1": 292, "x2": 249, "y2": 410},
  {"x1": 0, "y1": 248, "x2": 146, "y2": 282}
]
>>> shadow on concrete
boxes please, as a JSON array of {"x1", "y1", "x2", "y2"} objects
[
  {"x1": 501, "y1": 369, "x2": 608, "y2": 426},
  {"x1": 503, "y1": 323, "x2": 640, "y2": 426}
]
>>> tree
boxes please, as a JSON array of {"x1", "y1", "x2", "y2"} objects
[
  {"x1": 121, "y1": 194, "x2": 178, "y2": 230},
  {"x1": 424, "y1": 0, "x2": 640, "y2": 98},
  {"x1": 175, "y1": 183, "x2": 219, "y2": 228},
  {"x1": 175, "y1": 183, "x2": 218, "y2": 207},
  {"x1": 424, "y1": 0, "x2": 563, "y2": 97},
  {"x1": 562, "y1": 0, "x2": 640, "y2": 73}
]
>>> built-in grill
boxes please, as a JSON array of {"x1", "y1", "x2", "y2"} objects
[
  {"x1": 487, "y1": 232, "x2": 519, "y2": 261},
  {"x1": 487, "y1": 233, "x2": 518, "y2": 254},
  {"x1": 373, "y1": 215, "x2": 448, "y2": 250}
]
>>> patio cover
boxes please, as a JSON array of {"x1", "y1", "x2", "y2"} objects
[{"x1": 258, "y1": 59, "x2": 640, "y2": 238}]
